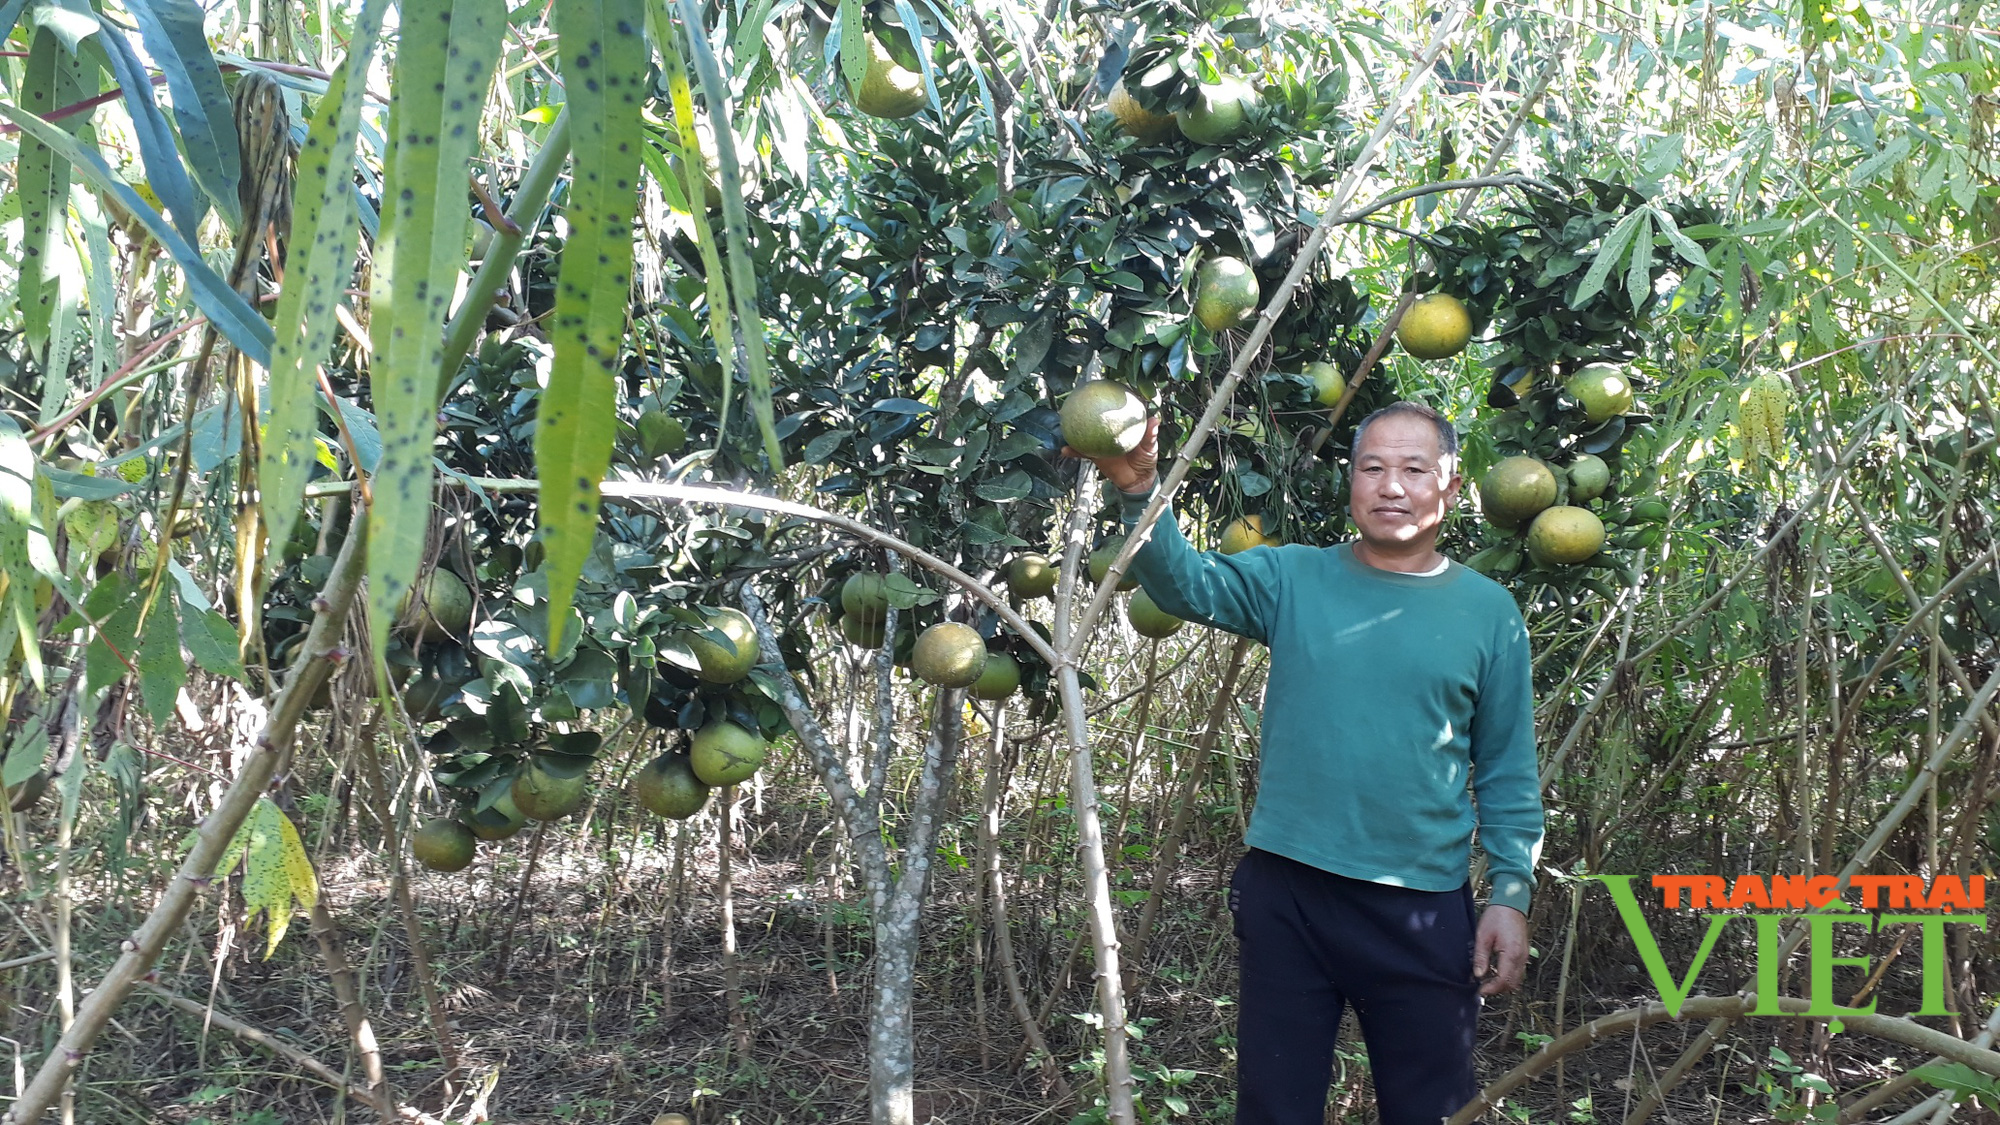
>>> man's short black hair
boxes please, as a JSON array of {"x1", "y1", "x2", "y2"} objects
[{"x1": 1353, "y1": 401, "x2": 1459, "y2": 467}]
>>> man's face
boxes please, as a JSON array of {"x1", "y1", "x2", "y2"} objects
[{"x1": 1349, "y1": 413, "x2": 1462, "y2": 550}]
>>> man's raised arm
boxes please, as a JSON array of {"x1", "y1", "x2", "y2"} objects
[{"x1": 1065, "y1": 416, "x2": 1282, "y2": 644}]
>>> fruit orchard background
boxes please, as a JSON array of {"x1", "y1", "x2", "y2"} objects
[{"x1": 0, "y1": 0, "x2": 1996, "y2": 1122}]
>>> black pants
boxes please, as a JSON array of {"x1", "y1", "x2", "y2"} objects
[{"x1": 1230, "y1": 848, "x2": 1480, "y2": 1125}]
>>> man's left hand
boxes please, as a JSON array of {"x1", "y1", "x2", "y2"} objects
[{"x1": 1472, "y1": 904, "x2": 1528, "y2": 997}]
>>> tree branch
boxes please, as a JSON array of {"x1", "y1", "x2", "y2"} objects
[
  {"x1": 343, "y1": 477, "x2": 1070, "y2": 669},
  {"x1": 139, "y1": 983, "x2": 446, "y2": 1125},
  {"x1": 1333, "y1": 173, "x2": 1540, "y2": 225},
  {"x1": 1448, "y1": 994, "x2": 2000, "y2": 1125},
  {"x1": 739, "y1": 587, "x2": 888, "y2": 893}
]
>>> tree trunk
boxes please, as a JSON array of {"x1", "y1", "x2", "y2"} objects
[
  {"x1": 743, "y1": 588, "x2": 968, "y2": 1125},
  {"x1": 867, "y1": 689, "x2": 965, "y2": 1124}
]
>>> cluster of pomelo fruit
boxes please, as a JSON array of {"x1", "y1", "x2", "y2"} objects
[
  {"x1": 1002, "y1": 539, "x2": 1190, "y2": 642},
  {"x1": 410, "y1": 605, "x2": 775, "y2": 874},
  {"x1": 837, "y1": 569, "x2": 1026, "y2": 700},
  {"x1": 1474, "y1": 363, "x2": 1639, "y2": 568},
  {"x1": 1108, "y1": 72, "x2": 1259, "y2": 148},
  {"x1": 634, "y1": 608, "x2": 773, "y2": 817}
]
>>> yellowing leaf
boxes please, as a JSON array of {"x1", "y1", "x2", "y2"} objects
[{"x1": 214, "y1": 797, "x2": 318, "y2": 958}]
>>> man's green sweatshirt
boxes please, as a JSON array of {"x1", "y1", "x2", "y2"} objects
[{"x1": 1121, "y1": 492, "x2": 1544, "y2": 914}]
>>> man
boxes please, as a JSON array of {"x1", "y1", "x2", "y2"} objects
[{"x1": 1069, "y1": 401, "x2": 1543, "y2": 1125}]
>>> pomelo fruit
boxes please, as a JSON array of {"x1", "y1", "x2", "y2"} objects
[
  {"x1": 469, "y1": 220, "x2": 496, "y2": 261},
  {"x1": 1060, "y1": 380, "x2": 1148, "y2": 458},
  {"x1": 687, "y1": 607, "x2": 759, "y2": 683},
  {"x1": 412, "y1": 819, "x2": 477, "y2": 872},
  {"x1": 1219, "y1": 515, "x2": 1276, "y2": 554},
  {"x1": 1108, "y1": 79, "x2": 1176, "y2": 141},
  {"x1": 1566, "y1": 454, "x2": 1612, "y2": 503},
  {"x1": 408, "y1": 568, "x2": 473, "y2": 642},
  {"x1": 690, "y1": 719, "x2": 768, "y2": 786},
  {"x1": 969, "y1": 651, "x2": 1021, "y2": 701},
  {"x1": 1006, "y1": 554, "x2": 1058, "y2": 600},
  {"x1": 511, "y1": 763, "x2": 588, "y2": 821},
  {"x1": 850, "y1": 30, "x2": 925, "y2": 119},
  {"x1": 840, "y1": 612, "x2": 887, "y2": 649},
  {"x1": 1127, "y1": 589, "x2": 1185, "y2": 638},
  {"x1": 1567, "y1": 363, "x2": 1635, "y2": 422},
  {"x1": 841, "y1": 572, "x2": 889, "y2": 624},
  {"x1": 1194, "y1": 256, "x2": 1259, "y2": 333},
  {"x1": 1307, "y1": 361, "x2": 1346, "y2": 407},
  {"x1": 465, "y1": 791, "x2": 528, "y2": 841},
  {"x1": 1480, "y1": 456, "x2": 1558, "y2": 528},
  {"x1": 1089, "y1": 538, "x2": 1138, "y2": 591},
  {"x1": 911, "y1": 622, "x2": 987, "y2": 688},
  {"x1": 633, "y1": 753, "x2": 711, "y2": 819},
  {"x1": 1229, "y1": 413, "x2": 1268, "y2": 443},
  {"x1": 1526, "y1": 506, "x2": 1607, "y2": 566},
  {"x1": 403, "y1": 665, "x2": 473, "y2": 725},
  {"x1": 1396, "y1": 294, "x2": 1473, "y2": 360},
  {"x1": 1174, "y1": 76, "x2": 1254, "y2": 144}
]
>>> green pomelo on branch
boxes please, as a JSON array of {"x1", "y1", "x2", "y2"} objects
[
  {"x1": 849, "y1": 29, "x2": 925, "y2": 119},
  {"x1": 469, "y1": 219, "x2": 496, "y2": 262},
  {"x1": 403, "y1": 568, "x2": 473, "y2": 643},
  {"x1": 511, "y1": 763, "x2": 589, "y2": 821},
  {"x1": 1108, "y1": 79, "x2": 1177, "y2": 141},
  {"x1": 632, "y1": 753, "x2": 712, "y2": 819},
  {"x1": 1127, "y1": 589, "x2": 1185, "y2": 639},
  {"x1": 403, "y1": 653, "x2": 475, "y2": 724},
  {"x1": 669, "y1": 118, "x2": 759, "y2": 211},
  {"x1": 1480, "y1": 456, "x2": 1559, "y2": 528},
  {"x1": 1527, "y1": 506, "x2": 1608, "y2": 566},
  {"x1": 690, "y1": 719, "x2": 768, "y2": 786},
  {"x1": 1194, "y1": 256, "x2": 1259, "y2": 332},
  {"x1": 1059, "y1": 380, "x2": 1148, "y2": 458},
  {"x1": 1006, "y1": 554, "x2": 1058, "y2": 599},
  {"x1": 1306, "y1": 361, "x2": 1346, "y2": 408},
  {"x1": 1089, "y1": 538, "x2": 1139, "y2": 591},
  {"x1": 911, "y1": 622, "x2": 987, "y2": 688},
  {"x1": 687, "y1": 607, "x2": 759, "y2": 683},
  {"x1": 969, "y1": 651, "x2": 1021, "y2": 701},
  {"x1": 839, "y1": 612, "x2": 887, "y2": 649},
  {"x1": 1567, "y1": 363, "x2": 1636, "y2": 422},
  {"x1": 465, "y1": 791, "x2": 528, "y2": 841},
  {"x1": 412, "y1": 819, "x2": 477, "y2": 873},
  {"x1": 1174, "y1": 76, "x2": 1255, "y2": 144},
  {"x1": 1395, "y1": 293, "x2": 1473, "y2": 360},
  {"x1": 1565, "y1": 454, "x2": 1612, "y2": 502},
  {"x1": 841, "y1": 571, "x2": 890, "y2": 623}
]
